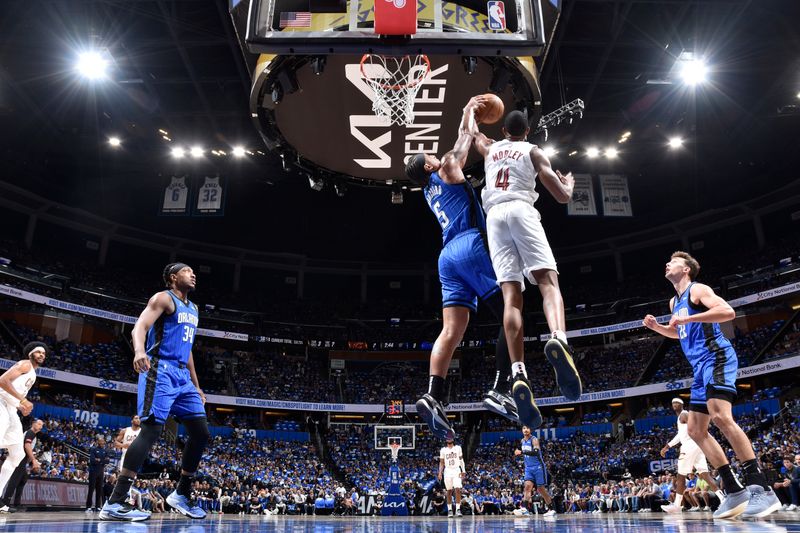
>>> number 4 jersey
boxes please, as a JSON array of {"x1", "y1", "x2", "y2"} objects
[
  {"x1": 482, "y1": 139, "x2": 538, "y2": 213},
  {"x1": 145, "y1": 291, "x2": 199, "y2": 365}
]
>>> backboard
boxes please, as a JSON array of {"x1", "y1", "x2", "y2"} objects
[
  {"x1": 245, "y1": 0, "x2": 547, "y2": 55},
  {"x1": 374, "y1": 425, "x2": 416, "y2": 450}
]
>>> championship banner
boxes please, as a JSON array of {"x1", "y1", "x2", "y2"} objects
[
  {"x1": 3, "y1": 354, "x2": 798, "y2": 411},
  {"x1": 193, "y1": 175, "x2": 226, "y2": 216},
  {"x1": 160, "y1": 175, "x2": 189, "y2": 215},
  {"x1": 600, "y1": 174, "x2": 633, "y2": 217},
  {"x1": 567, "y1": 174, "x2": 597, "y2": 216}
]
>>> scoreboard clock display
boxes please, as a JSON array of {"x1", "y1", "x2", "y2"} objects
[{"x1": 385, "y1": 400, "x2": 405, "y2": 417}]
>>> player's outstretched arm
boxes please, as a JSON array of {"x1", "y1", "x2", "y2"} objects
[
  {"x1": 131, "y1": 292, "x2": 173, "y2": 373},
  {"x1": 439, "y1": 98, "x2": 483, "y2": 184},
  {"x1": 669, "y1": 284, "x2": 735, "y2": 326},
  {"x1": 531, "y1": 146, "x2": 573, "y2": 203}
]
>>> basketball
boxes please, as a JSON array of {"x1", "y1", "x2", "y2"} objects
[{"x1": 475, "y1": 93, "x2": 504, "y2": 125}]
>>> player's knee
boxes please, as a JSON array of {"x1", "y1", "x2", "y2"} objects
[
  {"x1": 687, "y1": 424, "x2": 706, "y2": 442},
  {"x1": 186, "y1": 417, "x2": 210, "y2": 443},
  {"x1": 710, "y1": 411, "x2": 735, "y2": 431},
  {"x1": 6, "y1": 444, "x2": 24, "y2": 464}
]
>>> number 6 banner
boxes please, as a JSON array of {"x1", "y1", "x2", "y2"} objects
[
  {"x1": 194, "y1": 175, "x2": 227, "y2": 216},
  {"x1": 160, "y1": 175, "x2": 189, "y2": 215}
]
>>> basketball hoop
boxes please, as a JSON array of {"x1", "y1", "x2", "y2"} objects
[
  {"x1": 389, "y1": 442, "x2": 401, "y2": 463},
  {"x1": 360, "y1": 54, "x2": 431, "y2": 126}
]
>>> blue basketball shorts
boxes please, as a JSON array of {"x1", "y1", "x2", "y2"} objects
[
  {"x1": 138, "y1": 358, "x2": 206, "y2": 424},
  {"x1": 524, "y1": 464, "x2": 547, "y2": 486},
  {"x1": 438, "y1": 229, "x2": 500, "y2": 312},
  {"x1": 688, "y1": 347, "x2": 738, "y2": 414}
]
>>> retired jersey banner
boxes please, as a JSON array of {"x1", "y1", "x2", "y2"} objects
[
  {"x1": 567, "y1": 174, "x2": 597, "y2": 216},
  {"x1": 194, "y1": 175, "x2": 226, "y2": 216},
  {"x1": 600, "y1": 174, "x2": 633, "y2": 217},
  {"x1": 160, "y1": 175, "x2": 189, "y2": 215}
]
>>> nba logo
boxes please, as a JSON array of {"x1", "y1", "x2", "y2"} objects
[{"x1": 487, "y1": 1, "x2": 506, "y2": 31}]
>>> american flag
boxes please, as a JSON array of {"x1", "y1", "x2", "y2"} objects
[{"x1": 279, "y1": 12, "x2": 312, "y2": 28}]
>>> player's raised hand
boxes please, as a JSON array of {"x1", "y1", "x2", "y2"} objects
[
  {"x1": 642, "y1": 314, "x2": 661, "y2": 330},
  {"x1": 556, "y1": 170, "x2": 574, "y2": 187},
  {"x1": 133, "y1": 351, "x2": 150, "y2": 373},
  {"x1": 514, "y1": 449, "x2": 522, "y2": 456},
  {"x1": 668, "y1": 314, "x2": 687, "y2": 328}
]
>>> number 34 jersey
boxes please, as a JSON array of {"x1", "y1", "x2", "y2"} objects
[
  {"x1": 481, "y1": 139, "x2": 538, "y2": 213},
  {"x1": 145, "y1": 291, "x2": 199, "y2": 365}
]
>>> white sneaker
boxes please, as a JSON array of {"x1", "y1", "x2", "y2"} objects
[
  {"x1": 702, "y1": 506, "x2": 711, "y2": 511},
  {"x1": 660, "y1": 503, "x2": 682, "y2": 514},
  {"x1": 543, "y1": 509, "x2": 556, "y2": 517},
  {"x1": 783, "y1": 504, "x2": 790, "y2": 510},
  {"x1": 86, "y1": 507, "x2": 95, "y2": 513},
  {"x1": 788, "y1": 504, "x2": 798, "y2": 511},
  {"x1": 688, "y1": 506, "x2": 701, "y2": 512},
  {"x1": 0, "y1": 506, "x2": 9, "y2": 514}
]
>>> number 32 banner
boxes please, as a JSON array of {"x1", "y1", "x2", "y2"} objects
[{"x1": 194, "y1": 175, "x2": 227, "y2": 216}]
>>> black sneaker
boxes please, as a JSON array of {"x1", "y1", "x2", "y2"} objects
[
  {"x1": 511, "y1": 374, "x2": 542, "y2": 429},
  {"x1": 482, "y1": 389, "x2": 519, "y2": 423},
  {"x1": 416, "y1": 394, "x2": 455, "y2": 440},
  {"x1": 544, "y1": 338, "x2": 583, "y2": 401}
]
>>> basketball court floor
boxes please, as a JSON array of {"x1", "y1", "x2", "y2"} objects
[{"x1": 1, "y1": 513, "x2": 799, "y2": 533}]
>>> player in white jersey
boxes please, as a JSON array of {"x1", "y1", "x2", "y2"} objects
[
  {"x1": 115, "y1": 415, "x2": 142, "y2": 472},
  {"x1": 471, "y1": 110, "x2": 582, "y2": 428},
  {"x1": 660, "y1": 398, "x2": 724, "y2": 513},
  {"x1": 439, "y1": 438, "x2": 465, "y2": 517},
  {"x1": 0, "y1": 342, "x2": 47, "y2": 497}
]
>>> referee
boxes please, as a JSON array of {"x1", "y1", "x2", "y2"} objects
[
  {"x1": 86, "y1": 435, "x2": 110, "y2": 512},
  {"x1": 0, "y1": 419, "x2": 43, "y2": 514}
]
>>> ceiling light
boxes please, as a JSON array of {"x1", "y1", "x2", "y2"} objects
[
  {"x1": 680, "y1": 59, "x2": 708, "y2": 86},
  {"x1": 621, "y1": 131, "x2": 631, "y2": 138},
  {"x1": 586, "y1": 147, "x2": 600, "y2": 158},
  {"x1": 568, "y1": 150, "x2": 578, "y2": 157},
  {"x1": 232, "y1": 146, "x2": 246, "y2": 157},
  {"x1": 668, "y1": 137, "x2": 684, "y2": 149},
  {"x1": 605, "y1": 147, "x2": 618, "y2": 158},
  {"x1": 190, "y1": 146, "x2": 203, "y2": 158},
  {"x1": 542, "y1": 146, "x2": 557, "y2": 157},
  {"x1": 76, "y1": 51, "x2": 109, "y2": 80},
  {"x1": 162, "y1": 135, "x2": 171, "y2": 142},
  {"x1": 108, "y1": 137, "x2": 121, "y2": 147},
  {"x1": 171, "y1": 147, "x2": 185, "y2": 158},
  {"x1": 158, "y1": 129, "x2": 168, "y2": 135}
]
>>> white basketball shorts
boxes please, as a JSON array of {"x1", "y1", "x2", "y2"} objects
[
  {"x1": 677, "y1": 445, "x2": 709, "y2": 476},
  {"x1": 0, "y1": 399, "x2": 23, "y2": 448},
  {"x1": 486, "y1": 200, "x2": 558, "y2": 286},
  {"x1": 444, "y1": 470, "x2": 463, "y2": 490}
]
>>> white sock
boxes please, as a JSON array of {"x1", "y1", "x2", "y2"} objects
[
  {"x1": 551, "y1": 330, "x2": 567, "y2": 342},
  {"x1": 674, "y1": 493, "x2": 683, "y2": 507},
  {"x1": 512, "y1": 362, "x2": 527, "y2": 379}
]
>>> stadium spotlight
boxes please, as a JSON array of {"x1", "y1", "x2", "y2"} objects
[
  {"x1": 605, "y1": 147, "x2": 618, "y2": 159},
  {"x1": 171, "y1": 147, "x2": 185, "y2": 159},
  {"x1": 796, "y1": 91, "x2": 800, "y2": 100},
  {"x1": 680, "y1": 58, "x2": 708, "y2": 86},
  {"x1": 76, "y1": 51, "x2": 109, "y2": 80},
  {"x1": 542, "y1": 146, "x2": 557, "y2": 157},
  {"x1": 308, "y1": 175, "x2": 324, "y2": 191},
  {"x1": 108, "y1": 137, "x2": 121, "y2": 147},
  {"x1": 190, "y1": 146, "x2": 203, "y2": 158},
  {"x1": 232, "y1": 146, "x2": 246, "y2": 158},
  {"x1": 668, "y1": 137, "x2": 684, "y2": 149},
  {"x1": 586, "y1": 147, "x2": 600, "y2": 158}
]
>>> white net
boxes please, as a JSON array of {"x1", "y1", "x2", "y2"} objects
[
  {"x1": 360, "y1": 54, "x2": 431, "y2": 126},
  {"x1": 390, "y1": 443, "x2": 401, "y2": 462}
]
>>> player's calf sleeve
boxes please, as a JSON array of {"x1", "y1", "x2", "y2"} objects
[{"x1": 180, "y1": 416, "x2": 210, "y2": 475}]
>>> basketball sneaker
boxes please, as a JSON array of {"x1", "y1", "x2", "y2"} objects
[
  {"x1": 543, "y1": 508, "x2": 557, "y2": 517},
  {"x1": 712, "y1": 488, "x2": 750, "y2": 519},
  {"x1": 741, "y1": 485, "x2": 781, "y2": 519},
  {"x1": 0, "y1": 505, "x2": 16, "y2": 514},
  {"x1": 660, "y1": 503, "x2": 683, "y2": 514},
  {"x1": 544, "y1": 338, "x2": 582, "y2": 401},
  {"x1": 166, "y1": 490, "x2": 207, "y2": 519},
  {"x1": 416, "y1": 394, "x2": 455, "y2": 440},
  {"x1": 482, "y1": 389, "x2": 519, "y2": 423},
  {"x1": 456, "y1": 508, "x2": 463, "y2": 517},
  {"x1": 448, "y1": 507, "x2": 454, "y2": 518},
  {"x1": 98, "y1": 501, "x2": 151, "y2": 521},
  {"x1": 511, "y1": 374, "x2": 542, "y2": 429}
]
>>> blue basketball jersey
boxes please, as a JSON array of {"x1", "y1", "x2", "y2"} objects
[
  {"x1": 145, "y1": 291, "x2": 199, "y2": 365},
  {"x1": 423, "y1": 172, "x2": 486, "y2": 245},
  {"x1": 520, "y1": 437, "x2": 544, "y2": 468},
  {"x1": 672, "y1": 282, "x2": 735, "y2": 368}
]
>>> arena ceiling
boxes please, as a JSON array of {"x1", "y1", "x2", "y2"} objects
[{"x1": 0, "y1": 0, "x2": 798, "y2": 262}]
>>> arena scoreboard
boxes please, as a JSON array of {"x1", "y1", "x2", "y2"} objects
[{"x1": 384, "y1": 400, "x2": 405, "y2": 417}]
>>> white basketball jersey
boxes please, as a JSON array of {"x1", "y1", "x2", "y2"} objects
[
  {"x1": 196, "y1": 176, "x2": 222, "y2": 211},
  {"x1": 676, "y1": 410, "x2": 698, "y2": 452},
  {"x1": 439, "y1": 445, "x2": 463, "y2": 471},
  {"x1": 0, "y1": 363, "x2": 36, "y2": 407},
  {"x1": 163, "y1": 176, "x2": 188, "y2": 210},
  {"x1": 481, "y1": 139, "x2": 538, "y2": 213},
  {"x1": 122, "y1": 426, "x2": 141, "y2": 447}
]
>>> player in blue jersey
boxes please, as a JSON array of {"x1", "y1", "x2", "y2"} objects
[
  {"x1": 100, "y1": 263, "x2": 210, "y2": 522},
  {"x1": 405, "y1": 96, "x2": 520, "y2": 439},
  {"x1": 643, "y1": 251, "x2": 780, "y2": 519},
  {"x1": 514, "y1": 426, "x2": 556, "y2": 516}
]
